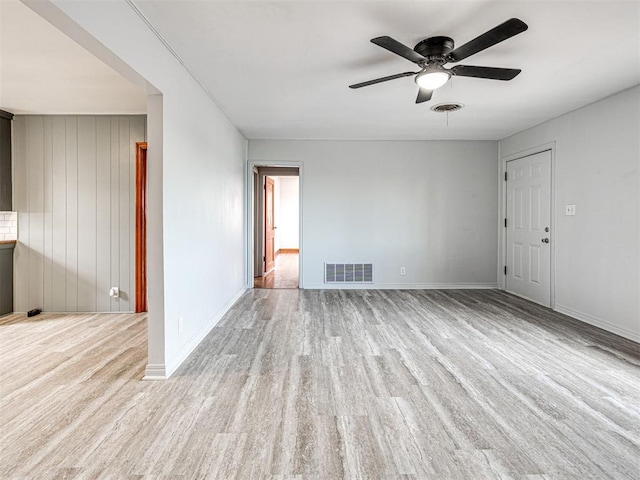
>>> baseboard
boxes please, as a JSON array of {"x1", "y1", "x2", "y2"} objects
[
  {"x1": 14, "y1": 310, "x2": 137, "y2": 314},
  {"x1": 554, "y1": 304, "x2": 640, "y2": 343},
  {"x1": 302, "y1": 283, "x2": 498, "y2": 290},
  {"x1": 143, "y1": 364, "x2": 167, "y2": 380},
  {"x1": 164, "y1": 287, "x2": 247, "y2": 378}
]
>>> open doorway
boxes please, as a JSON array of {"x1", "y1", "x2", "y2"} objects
[{"x1": 252, "y1": 167, "x2": 300, "y2": 289}]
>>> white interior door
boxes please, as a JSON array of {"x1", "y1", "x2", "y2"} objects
[{"x1": 506, "y1": 150, "x2": 552, "y2": 306}]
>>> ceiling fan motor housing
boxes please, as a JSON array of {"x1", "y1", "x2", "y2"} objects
[{"x1": 414, "y1": 36, "x2": 454, "y2": 60}]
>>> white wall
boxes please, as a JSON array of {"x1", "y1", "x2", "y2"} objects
[
  {"x1": 31, "y1": 0, "x2": 248, "y2": 378},
  {"x1": 13, "y1": 115, "x2": 145, "y2": 313},
  {"x1": 249, "y1": 140, "x2": 498, "y2": 288},
  {"x1": 276, "y1": 176, "x2": 299, "y2": 250},
  {"x1": 500, "y1": 86, "x2": 640, "y2": 341}
]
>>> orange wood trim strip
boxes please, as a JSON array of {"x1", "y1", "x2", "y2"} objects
[{"x1": 135, "y1": 142, "x2": 148, "y2": 313}]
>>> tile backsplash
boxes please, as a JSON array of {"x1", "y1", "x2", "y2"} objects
[{"x1": 0, "y1": 212, "x2": 17, "y2": 241}]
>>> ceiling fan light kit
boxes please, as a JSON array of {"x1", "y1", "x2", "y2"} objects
[
  {"x1": 415, "y1": 68, "x2": 451, "y2": 90},
  {"x1": 349, "y1": 18, "x2": 528, "y2": 105}
]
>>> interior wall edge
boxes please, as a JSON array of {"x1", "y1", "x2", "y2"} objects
[
  {"x1": 35, "y1": 0, "x2": 248, "y2": 378},
  {"x1": 143, "y1": 363, "x2": 167, "y2": 380},
  {"x1": 163, "y1": 286, "x2": 247, "y2": 379}
]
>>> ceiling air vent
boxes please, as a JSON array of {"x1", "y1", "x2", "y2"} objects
[
  {"x1": 431, "y1": 103, "x2": 464, "y2": 113},
  {"x1": 325, "y1": 263, "x2": 373, "y2": 283}
]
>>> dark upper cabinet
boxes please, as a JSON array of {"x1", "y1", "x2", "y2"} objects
[{"x1": 0, "y1": 110, "x2": 13, "y2": 211}]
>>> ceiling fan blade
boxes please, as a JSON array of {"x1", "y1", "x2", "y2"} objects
[
  {"x1": 416, "y1": 88, "x2": 433, "y2": 103},
  {"x1": 447, "y1": 18, "x2": 528, "y2": 62},
  {"x1": 371, "y1": 36, "x2": 426, "y2": 64},
  {"x1": 451, "y1": 65, "x2": 521, "y2": 80},
  {"x1": 349, "y1": 71, "x2": 417, "y2": 89}
]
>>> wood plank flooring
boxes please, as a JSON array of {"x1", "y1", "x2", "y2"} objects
[
  {"x1": 1, "y1": 290, "x2": 639, "y2": 479},
  {"x1": 254, "y1": 252, "x2": 299, "y2": 289}
]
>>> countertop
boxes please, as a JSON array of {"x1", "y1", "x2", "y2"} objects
[{"x1": 0, "y1": 240, "x2": 16, "y2": 249}]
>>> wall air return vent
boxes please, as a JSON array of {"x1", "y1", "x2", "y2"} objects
[{"x1": 324, "y1": 263, "x2": 373, "y2": 283}]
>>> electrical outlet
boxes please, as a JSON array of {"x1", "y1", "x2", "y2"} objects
[
  {"x1": 565, "y1": 204, "x2": 576, "y2": 216},
  {"x1": 178, "y1": 317, "x2": 184, "y2": 335},
  {"x1": 400, "y1": 267, "x2": 406, "y2": 276}
]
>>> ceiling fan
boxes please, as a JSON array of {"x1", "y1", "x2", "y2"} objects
[{"x1": 349, "y1": 18, "x2": 528, "y2": 103}]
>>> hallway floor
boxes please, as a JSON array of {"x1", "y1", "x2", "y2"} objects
[{"x1": 254, "y1": 252, "x2": 298, "y2": 289}]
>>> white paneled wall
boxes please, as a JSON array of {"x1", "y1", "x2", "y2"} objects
[{"x1": 13, "y1": 115, "x2": 146, "y2": 313}]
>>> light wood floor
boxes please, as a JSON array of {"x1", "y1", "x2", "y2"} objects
[
  {"x1": 1, "y1": 290, "x2": 639, "y2": 479},
  {"x1": 254, "y1": 252, "x2": 299, "y2": 289}
]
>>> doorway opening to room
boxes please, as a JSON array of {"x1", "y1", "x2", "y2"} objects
[{"x1": 251, "y1": 166, "x2": 300, "y2": 289}]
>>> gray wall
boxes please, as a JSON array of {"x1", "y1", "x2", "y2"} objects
[
  {"x1": 13, "y1": 115, "x2": 146, "y2": 313},
  {"x1": 249, "y1": 140, "x2": 499, "y2": 288},
  {"x1": 500, "y1": 85, "x2": 640, "y2": 341}
]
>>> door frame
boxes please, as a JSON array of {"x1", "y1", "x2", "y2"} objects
[
  {"x1": 135, "y1": 142, "x2": 148, "y2": 313},
  {"x1": 253, "y1": 167, "x2": 260, "y2": 277},
  {"x1": 246, "y1": 161, "x2": 303, "y2": 288},
  {"x1": 264, "y1": 176, "x2": 276, "y2": 274},
  {"x1": 499, "y1": 142, "x2": 556, "y2": 307}
]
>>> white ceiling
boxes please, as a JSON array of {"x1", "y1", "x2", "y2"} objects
[
  {"x1": 0, "y1": 0, "x2": 146, "y2": 114},
  {"x1": 2, "y1": 1, "x2": 639, "y2": 140},
  {"x1": 133, "y1": 0, "x2": 640, "y2": 140}
]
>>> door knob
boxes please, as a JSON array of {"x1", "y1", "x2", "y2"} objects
[{"x1": 542, "y1": 238, "x2": 549, "y2": 243}]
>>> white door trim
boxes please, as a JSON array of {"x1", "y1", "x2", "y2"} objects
[
  {"x1": 499, "y1": 142, "x2": 556, "y2": 308},
  {"x1": 246, "y1": 160, "x2": 303, "y2": 289}
]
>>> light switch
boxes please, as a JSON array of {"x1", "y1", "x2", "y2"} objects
[{"x1": 565, "y1": 204, "x2": 576, "y2": 216}]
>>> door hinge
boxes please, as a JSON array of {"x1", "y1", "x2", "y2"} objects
[
  {"x1": 504, "y1": 266, "x2": 507, "y2": 275},
  {"x1": 504, "y1": 171, "x2": 508, "y2": 181},
  {"x1": 504, "y1": 218, "x2": 507, "y2": 228}
]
